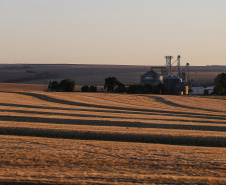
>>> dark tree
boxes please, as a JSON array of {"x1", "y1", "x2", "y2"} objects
[
  {"x1": 115, "y1": 82, "x2": 126, "y2": 93},
  {"x1": 126, "y1": 84, "x2": 138, "y2": 94},
  {"x1": 90, "y1": 86, "x2": 97, "y2": 92},
  {"x1": 136, "y1": 85, "x2": 145, "y2": 94},
  {"x1": 126, "y1": 85, "x2": 136, "y2": 94},
  {"x1": 59, "y1": 78, "x2": 76, "y2": 92},
  {"x1": 152, "y1": 83, "x2": 165, "y2": 94},
  {"x1": 127, "y1": 84, "x2": 144, "y2": 94},
  {"x1": 104, "y1": 77, "x2": 120, "y2": 92},
  {"x1": 48, "y1": 78, "x2": 75, "y2": 92},
  {"x1": 127, "y1": 84, "x2": 153, "y2": 94},
  {"x1": 81, "y1": 86, "x2": 90, "y2": 92},
  {"x1": 157, "y1": 83, "x2": 165, "y2": 94},
  {"x1": 48, "y1": 81, "x2": 59, "y2": 91},
  {"x1": 214, "y1": 73, "x2": 226, "y2": 95},
  {"x1": 144, "y1": 83, "x2": 152, "y2": 94}
]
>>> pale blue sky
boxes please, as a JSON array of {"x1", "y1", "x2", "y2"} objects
[{"x1": 0, "y1": 0, "x2": 226, "y2": 66}]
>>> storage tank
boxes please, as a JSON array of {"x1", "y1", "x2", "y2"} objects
[
  {"x1": 163, "y1": 75, "x2": 182, "y2": 95},
  {"x1": 184, "y1": 86, "x2": 189, "y2": 95},
  {"x1": 140, "y1": 69, "x2": 160, "y2": 86},
  {"x1": 174, "y1": 83, "x2": 184, "y2": 95}
]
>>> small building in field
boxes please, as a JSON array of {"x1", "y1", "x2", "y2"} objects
[
  {"x1": 191, "y1": 87, "x2": 204, "y2": 95},
  {"x1": 204, "y1": 86, "x2": 214, "y2": 95},
  {"x1": 190, "y1": 80, "x2": 204, "y2": 95}
]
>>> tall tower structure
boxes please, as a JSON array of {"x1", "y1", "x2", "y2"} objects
[
  {"x1": 177, "y1": 55, "x2": 181, "y2": 77},
  {"x1": 165, "y1": 56, "x2": 173, "y2": 75},
  {"x1": 186, "y1": 63, "x2": 190, "y2": 84}
]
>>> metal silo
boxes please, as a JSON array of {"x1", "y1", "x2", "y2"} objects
[
  {"x1": 163, "y1": 75, "x2": 182, "y2": 95},
  {"x1": 140, "y1": 69, "x2": 160, "y2": 86}
]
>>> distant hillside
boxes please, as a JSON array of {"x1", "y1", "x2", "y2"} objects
[{"x1": 0, "y1": 64, "x2": 225, "y2": 86}]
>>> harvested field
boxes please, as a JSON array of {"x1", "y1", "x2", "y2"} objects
[{"x1": 0, "y1": 83, "x2": 226, "y2": 184}]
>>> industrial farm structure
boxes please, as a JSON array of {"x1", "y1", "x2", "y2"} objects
[{"x1": 141, "y1": 55, "x2": 190, "y2": 95}]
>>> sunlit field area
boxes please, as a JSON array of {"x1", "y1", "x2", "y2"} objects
[{"x1": 0, "y1": 83, "x2": 225, "y2": 184}]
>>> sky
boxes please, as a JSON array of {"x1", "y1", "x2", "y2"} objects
[{"x1": 0, "y1": 0, "x2": 226, "y2": 66}]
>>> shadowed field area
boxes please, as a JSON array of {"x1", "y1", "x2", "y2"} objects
[{"x1": 0, "y1": 83, "x2": 226, "y2": 184}]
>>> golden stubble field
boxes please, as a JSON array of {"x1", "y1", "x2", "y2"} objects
[{"x1": 0, "y1": 83, "x2": 225, "y2": 184}]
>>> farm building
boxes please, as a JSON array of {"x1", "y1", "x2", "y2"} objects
[
  {"x1": 191, "y1": 86, "x2": 214, "y2": 95},
  {"x1": 140, "y1": 69, "x2": 161, "y2": 86},
  {"x1": 141, "y1": 55, "x2": 190, "y2": 95},
  {"x1": 163, "y1": 75, "x2": 188, "y2": 95},
  {"x1": 190, "y1": 80, "x2": 204, "y2": 95},
  {"x1": 204, "y1": 86, "x2": 214, "y2": 95},
  {"x1": 191, "y1": 87, "x2": 204, "y2": 95}
]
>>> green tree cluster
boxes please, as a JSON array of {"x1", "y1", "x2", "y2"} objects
[
  {"x1": 127, "y1": 83, "x2": 164, "y2": 94},
  {"x1": 48, "y1": 78, "x2": 76, "y2": 92},
  {"x1": 104, "y1": 77, "x2": 126, "y2": 93},
  {"x1": 81, "y1": 86, "x2": 97, "y2": 92},
  {"x1": 104, "y1": 76, "x2": 164, "y2": 94},
  {"x1": 214, "y1": 73, "x2": 226, "y2": 95}
]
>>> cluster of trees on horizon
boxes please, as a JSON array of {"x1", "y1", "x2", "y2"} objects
[
  {"x1": 47, "y1": 73, "x2": 226, "y2": 95},
  {"x1": 48, "y1": 76, "x2": 165, "y2": 94},
  {"x1": 48, "y1": 78, "x2": 75, "y2": 92},
  {"x1": 214, "y1": 73, "x2": 226, "y2": 95},
  {"x1": 103, "y1": 77, "x2": 165, "y2": 94}
]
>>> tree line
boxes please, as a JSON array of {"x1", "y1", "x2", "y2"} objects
[
  {"x1": 48, "y1": 78, "x2": 76, "y2": 92},
  {"x1": 48, "y1": 73, "x2": 226, "y2": 95},
  {"x1": 214, "y1": 73, "x2": 226, "y2": 95},
  {"x1": 48, "y1": 76, "x2": 165, "y2": 94},
  {"x1": 103, "y1": 77, "x2": 165, "y2": 94}
]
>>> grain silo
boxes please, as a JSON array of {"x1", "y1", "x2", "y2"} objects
[
  {"x1": 163, "y1": 75, "x2": 182, "y2": 95},
  {"x1": 140, "y1": 69, "x2": 160, "y2": 87}
]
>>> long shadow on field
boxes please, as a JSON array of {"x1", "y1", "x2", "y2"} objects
[
  {"x1": 142, "y1": 95, "x2": 226, "y2": 113},
  {"x1": 1, "y1": 102, "x2": 225, "y2": 121},
  {"x1": 1, "y1": 126, "x2": 225, "y2": 147},
  {"x1": 1, "y1": 102, "x2": 226, "y2": 121},
  {"x1": 0, "y1": 181, "x2": 65, "y2": 185},
  {"x1": 0, "y1": 108, "x2": 226, "y2": 125},
  {"x1": 0, "y1": 115, "x2": 226, "y2": 132},
  {"x1": 2, "y1": 91, "x2": 226, "y2": 121},
  {"x1": 72, "y1": 93, "x2": 226, "y2": 114}
]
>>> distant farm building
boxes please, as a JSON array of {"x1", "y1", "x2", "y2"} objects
[
  {"x1": 204, "y1": 86, "x2": 214, "y2": 95},
  {"x1": 163, "y1": 75, "x2": 187, "y2": 95},
  {"x1": 191, "y1": 87, "x2": 204, "y2": 95},
  {"x1": 140, "y1": 69, "x2": 161, "y2": 86},
  {"x1": 190, "y1": 80, "x2": 204, "y2": 95},
  {"x1": 141, "y1": 55, "x2": 190, "y2": 95},
  {"x1": 191, "y1": 86, "x2": 214, "y2": 95}
]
